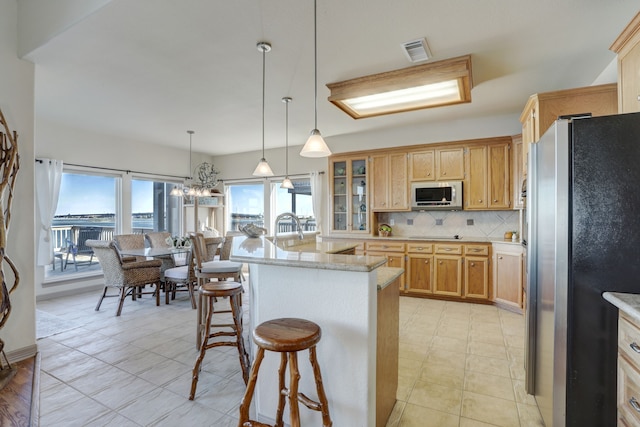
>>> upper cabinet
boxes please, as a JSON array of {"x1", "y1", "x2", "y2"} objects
[
  {"x1": 611, "y1": 12, "x2": 640, "y2": 114},
  {"x1": 519, "y1": 83, "x2": 618, "y2": 176},
  {"x1": 435, "y1": 147, "x2": 465, "y2": 180},
  {"x1": 409, "y1": 150, "x2": 435, "y2": 181},
  {"x1": 371, "y1": 153, "x2": 409, "y2": 211},
  {"x1": 464, "y1": 137, "x2": 511, "y2": 210},
  {"x1": 330, "y1": 156, "x2": 370, "y2": 234}
]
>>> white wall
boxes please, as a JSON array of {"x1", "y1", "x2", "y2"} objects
[{"x1": 0, "y1": 0, "x2": 37, "y2": 359}]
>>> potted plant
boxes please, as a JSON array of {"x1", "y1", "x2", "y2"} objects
[{"x1": 378, "y1": 224, "x2": 392, "y2": 237}]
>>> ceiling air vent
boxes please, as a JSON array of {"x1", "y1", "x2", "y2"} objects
[{"x1": 401, "y1": 38, "x2": 432, "y2": 63}]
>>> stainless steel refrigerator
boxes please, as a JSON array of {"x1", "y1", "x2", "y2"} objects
[{"x1": 526, "y1": 112, "x2": 640, "y2": 427}]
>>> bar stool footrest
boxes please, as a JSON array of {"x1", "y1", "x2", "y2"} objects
[
  {"x1": 298, "y1": 392, "x2": 322, "y2": 411},
  {"x1": 241, "y1": 421, "x2": 272, "y2": 427}
]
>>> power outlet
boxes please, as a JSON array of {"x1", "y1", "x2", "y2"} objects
[{"x1": 389, "y1": 219, "x2": 395, "y2": 226}]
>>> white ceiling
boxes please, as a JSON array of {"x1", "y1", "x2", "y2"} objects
[{"x1": 24, "y1": 0, "x2": 639, "y2": 156}]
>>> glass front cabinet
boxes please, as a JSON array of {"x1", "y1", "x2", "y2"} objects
[{"x1": 330, "y1": 156, "x2": 369, "y2": 233}]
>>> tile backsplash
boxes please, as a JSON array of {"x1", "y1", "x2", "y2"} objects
[{"x1": 378, "y1": 210, "x2": 521, "y2": 239}]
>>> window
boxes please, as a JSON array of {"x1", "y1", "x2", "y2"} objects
[
  {"x1": 226, "y1": 183, "x2": 265, "y2": 233},
  {"x1": 46, "y1": 170, "x2": 184, "y2": 281},
  {"x1": 131, "y1": 178, "x2": 181, "y2": 235},
  {"x1": 271, "y1": 178, "x2": 316, "y2": 233},
  {"x1": 49, "y1": 171, "x2": 119, "y2": 278}
]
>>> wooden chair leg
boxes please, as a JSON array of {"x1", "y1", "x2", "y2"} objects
[
  {"x1": 230, "y1": 294, "x2": 249, "y2": 384},
  {"x1": 95, "y1": 286, "x2": 108, "y2": 311},
  {"x1": 275, "y1": 352, "x2": 289, "y2": 427},
  {"x1": 190, "y1": 296, "x2": 213, "y2": 400},
  {"x1": 155, "y1": 282, "x2": 160, "y2": 306},
  {"x1": 309, "y1": 346, "x2": 333, "y2": 427},
  {"x1": 116, "y1": 286, "x2": 128, "y2": 316},
  {"x1": 238, "y1": 347, "x2": 265, "y2": 425},
  {"x1": 288, "y1": 351, "x2": 301, "y2": 427}
]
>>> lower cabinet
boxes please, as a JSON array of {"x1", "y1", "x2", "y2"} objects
[
  {"x1": 434, "y1": 254, "x2": 463, "y2": 297},
  {"x1": 493, "y1": 242, "x2": 524, "y2": 312},
  {"x1": 617, "y1": 312, "x2": 640, "y2": 426},
  {"x1": 406, "y1": 243, "x2": 434, "y2": 295},
  {"x1": 464, "y1": 244, "x2": 491, "y2": 300},
  {"x1": 366, "y1": 241, "x2": 406, "y2": 291}
]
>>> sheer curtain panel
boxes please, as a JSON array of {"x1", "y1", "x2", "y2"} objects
[{"x1": 36, "y1": 159, "x2": 63, "y2": 265}]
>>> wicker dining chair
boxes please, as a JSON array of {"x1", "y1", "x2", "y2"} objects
[{"x1": 87, "y1": 239, "x2": 162, "y2": 316}]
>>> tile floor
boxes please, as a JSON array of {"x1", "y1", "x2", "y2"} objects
[{"x1": 36, "y1": 288, "x2": 543, "y2": 426}]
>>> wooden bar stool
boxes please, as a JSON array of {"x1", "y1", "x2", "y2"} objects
[
  {"x1": 238, "y1": 318, "x2": 332, "y2": 427},
  {"x1": 189, "y1": 280, "x2": 249, "y2": 400}
]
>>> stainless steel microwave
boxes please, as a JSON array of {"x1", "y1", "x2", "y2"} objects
[{"x1": 411, "y1": 181, "x2": 463, "y2": 211}]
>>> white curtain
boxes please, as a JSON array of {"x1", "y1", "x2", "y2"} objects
[
  {"x1": 36, "y1": 159, "x2": 63, "y2": 266},
  {"x1": 310, "y1": 171, "x2": 323, "y2": 235}
]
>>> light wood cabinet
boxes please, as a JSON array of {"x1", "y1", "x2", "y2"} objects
[
  {"x1": 433, "y1": 243, "x2": 463, "y2": 297},
  {"x1": 463, "y1": 244, "x2": 491, "y2": 300},
  {"x1": 436, "y1": 147, "x2": 464, "y2": 180},
  {"x1": 492, "y1": 242, "x2": 524, "y2": 313},
  {"x1": 617, "y1": 312, "x2": 640, "y2": 425},
  {"x1": 465, "y1": 139, "x2": 511, "y2": 210},
  {"x1": 330, "y1": 156, "x2": 369, "y2": 234},
  {"x1": 519, "y1": 84, "x2": 618, "y2": 176},
  {"x1": 406, "y1": 243, "x2": 434, "y2": 295},
  {"x1": 371, "y1": 153, "x2": 409, "y2": 211},
  {"x1": 366, "y1": 241, "x2": 406, "y2": 290},
  {"x1": 611, "y1": 12, "x2": 640, "y2": 114},
  {"x1": 409, "y1": 150, "x2": 435, "y2": 181},
  {"x1": 512, "y1": 134, "x2": 524, "y2": 210}
]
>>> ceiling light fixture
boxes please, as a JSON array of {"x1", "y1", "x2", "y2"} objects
[
  {"x1": 327, "y1": 54, "x2": 472, "y2": 119},
  {"x1": 253, "y1": 41, "x2": 275, "y2": 177},
  {"x1": 170, "y1": 130, "x2": 220, "y2": 197},
  {"x1": 300, "y1": 0, "x2": 332, "y2": 158},
  {"x1": 281, "y1": 97, "x2": 294, "y2": 189}
]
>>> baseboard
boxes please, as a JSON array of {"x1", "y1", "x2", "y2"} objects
[
  {"x1": 36, "y1": 283, "x2": 103, "y2": 301},
  {"x1": 6, "y1": 344, "x2": 38, "y2": 364}
]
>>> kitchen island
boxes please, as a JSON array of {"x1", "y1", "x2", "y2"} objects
[{"x1": 230, "y1": 235, "x2": 400, "y2": 427}]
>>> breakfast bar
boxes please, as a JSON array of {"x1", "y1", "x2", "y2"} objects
[{"x1": 230, "y1": 235, "x2": 400, "y2": 426}]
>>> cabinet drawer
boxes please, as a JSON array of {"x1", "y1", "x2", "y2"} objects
[
  {"x1": 366, "y1": 241, "x2": 405, "y2": 252},
  {"x1": 464, "y1": 244, "x2": 489, "y2": 256},
  {"x1": 620, "y1": 314, "x2": 640, "y2": 367},
  {"x1": 406, "y1": 243, "x2": 433, "y2": 254},
  {"x1": 434, "y1": 243, "x2": 462, "y2": 255},
  {"x1": 618, "y1": 354, "x2": 640, "y2": 425}
]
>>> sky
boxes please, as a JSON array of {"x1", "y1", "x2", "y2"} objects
[
  {"x1": 55, "y1": 173, "x2": 313, "y2": 217},
  {"x1": 55, "y1": 174, "x2": 152, "y2": 215}
]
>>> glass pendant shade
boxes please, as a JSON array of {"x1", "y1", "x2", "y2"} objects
[
  {"x1": 300, "y1": 129, "x2": 332, "y2": 157},
  {"x1": 253, "y1": 158, "x2": 274, "y2": 177},
  {"x1": 169, "y1": 185, "x2": 182, "y2": 196},
  {"x1": 281, "y1": 177, "x2": 294, "y2": 189}
]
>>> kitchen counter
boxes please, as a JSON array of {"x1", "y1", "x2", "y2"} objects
[
  {"x1": 603, "y1": 292, "x2": 640, "y2": 323},
  {"x1": 323, "y1": 234, "x2": 523, "y2": 245},
  {"x1": 230, "y1": 235, "x2": 399, "y2": 426}
]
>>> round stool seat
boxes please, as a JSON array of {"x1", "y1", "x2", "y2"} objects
[
  {"x1": 253, "y1": 318, "x2": 322, "y2": 353},
  {"x1": 199, "y1": 280, "x2": 243, "y2": 298}
]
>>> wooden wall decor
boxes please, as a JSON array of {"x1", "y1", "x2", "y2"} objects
[{"x1": 0, "y1": 108, "x2": 21, "y2": 388}]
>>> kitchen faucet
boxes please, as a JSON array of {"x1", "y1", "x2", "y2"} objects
[{"x1": 273, "y1": 212, "x2": 304, "y2": 247}]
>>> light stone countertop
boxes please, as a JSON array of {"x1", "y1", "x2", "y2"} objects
[
  {"x1": 230, "y1": 235, "x2": 387, "y2": 272},
  {"x1": 323, "y1": 234, "x2": 523, "y2": 245},
  {"x1": 603, "y1": 292, "x2": 640, "y2": 324},
  {"x1": 377, "y1": 267, "x2": 403, "y2": 290}
]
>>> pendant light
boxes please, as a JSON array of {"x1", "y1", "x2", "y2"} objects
[
  {"x1": 253, "y1": 42, "x2": 275, "y2": 177},
  {"x1": 300, "y1": 0, "x2": 332, "y2": 158},
  {"x1": 281, "y1": 97, "x2": 294, "y2": 189}
]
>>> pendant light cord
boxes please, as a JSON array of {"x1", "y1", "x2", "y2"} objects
[
  {"x1": 285, "y1": 99, "x2": 289, "y2": 175},
  {"x1": 262, "y1": 46, "x2": 266, "y2": 159},
  {"x1": 313, "y1": 0, "x2": 318, "y2": 129}
]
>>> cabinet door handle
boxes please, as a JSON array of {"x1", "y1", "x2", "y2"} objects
[
  {"x1": 493, "y1": 199, "x2": 498, "y2": 203},
  {"x1": 498, "y1": 256, "x2": 503, "y2": 260},
  {"x1": 427, "y1": 172, "x2": 431, "y2": 176},
  {"x1": 470, "y1": 262, "x2": 475, "y2": 267},
  {"x1": 630, "y1": 397, "x2": 640, "y2": 413},
  {"x1": 424, "y1": 260, "x2": 429, "y2": 264},
  {"x1": 630, "y1": 342, "x2": 640, "y2": 353},
  {"x1": 417, "y1": 247, "x2": 424, "y2": 250},
  {"x1": 389, "y1": 257, "x2": 394, "y2": 261},
  {"x1": 444, "y1": 248, "x2": 453, "y2": 251},
  {"x1": 478, "y1": 200, "x2": 483, "y2": 203},
  {"x1": 439, "y1": 261, "x2": 443, "y2": 265}
]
